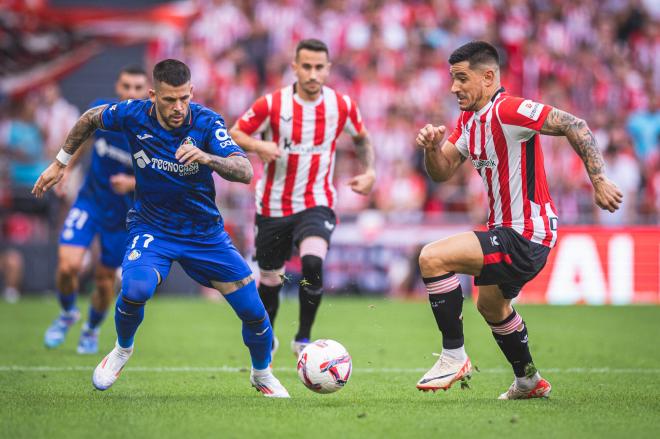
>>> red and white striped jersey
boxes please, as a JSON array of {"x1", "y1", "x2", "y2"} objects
[
  {"x1": 237, "y1": 84, "x2": 364, "y2": 217},
  {"x1": 448, "y1": 89, "x2": 559, "y2": 247}
]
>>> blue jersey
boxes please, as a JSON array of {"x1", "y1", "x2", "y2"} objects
[
  {"x1": 77, "y1": 98, "x2": 134, "y2": 228},
  {"x1": 100, "y1": 99, "x2": 246, "y2": 236}
]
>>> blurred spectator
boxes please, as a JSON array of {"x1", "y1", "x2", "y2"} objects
[
  {"x1": 627, "y1": 93, "x2": 660, "y2": 161},
  {"x1": 143, "y1": 0, "x2": 659, "y2": 226},
  {"x1": 3, "y1": 0, "x2": 659, "y2": 229},
  {"x1": 375, "y1": 159, "x2": 426, "y2": 218},
  {"x1": 0, "y1": 248, "x2": 23, "y2": 303},
  {"x1": 0, "y1": 96, "x2": 47, "y2": 190},
  {"x1": 34, "y1": 82, "x2": 79, "y2": 158},
  {"x1": 596, "y1": 134, "x2": 642, "y2": 226}
]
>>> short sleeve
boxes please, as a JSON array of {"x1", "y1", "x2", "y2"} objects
[
  {"x1": 100, "y1": 100, "x2": 131, "y2": 132},
  {"x1": 207, "y1": 116, "x2": 247, "y2": 158},
  {"x1": 447, "y1": 115, "x2": 469, "y2": 157},
  {"x1": 343, "y1": 97, "x2": 364, "y2": 136},
  {"x1": 237, "y1": 95, "x2": 270, "y2": 135},
  {"x1": 496, "y1": 97, "x2": 553, "y2": 141}
]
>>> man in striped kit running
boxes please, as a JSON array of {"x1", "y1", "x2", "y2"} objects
[
  {"x1": 415, "y1": 41, "x2": 622, "y2": 399},
  {"x1": 230, "y1": 39, "x2": 375, "y2": 356}
]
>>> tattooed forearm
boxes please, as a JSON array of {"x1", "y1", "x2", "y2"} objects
[
  {"x1": 540, "y1": 108, "x2": 605, "y2": 182},
  {"x1": 354, "y1": 133, "x2": 375, "y2": 171},
  {"x1": 207, "y1": 155, "x2": 253, "y2": 183},
  {"x1": 62, "y1": 105, "x2": 106, "y2": 155}
]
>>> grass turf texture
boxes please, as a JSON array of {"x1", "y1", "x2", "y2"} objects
[{"x1": 1, "y1": 297, "x2": 659, "y2": 439}]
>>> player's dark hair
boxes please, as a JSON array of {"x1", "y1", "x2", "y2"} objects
[
  {"x1": 119, "y1": 65, "x2": 147, "y2": 77},
  {"x1": 448, "y1": 41, "x2": 500, "y2": 68},
  {"x1": 295, "y1": 39, "x2": 329, "y2": 59},
  {"x1": 152, "y1": 59, "x2": 191, "y2": 86}
]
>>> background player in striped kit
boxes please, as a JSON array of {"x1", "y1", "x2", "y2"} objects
[
  {"x1": 43, "y1": 67, "x2": 147, "y2": 354},
  {"x1": 414, "y1": 41, "x2": 622, "y2": 399},
  {"x1": 230, "y1": 39, "x2": 376, "y2": 356}
]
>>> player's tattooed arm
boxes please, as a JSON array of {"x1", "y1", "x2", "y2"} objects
[
  {"x1": 540, "y1": 108, "x2": 606, "y2": 179},
  {"x1": 32, "y1": 105, "x2": 107, "y2": 198},
  {"x1": 348, "y1": 131, "x2": 376, "y2": 195},
  {"x1": 354, "y1": 132, "x2": 375, "y2": 171},
  {"x1": 540, "y1": 108, "x2": 623, "y2": 212},
  {"x1": 206, "y1": 154, "x2": 254, "y2": 184},
  {"x1": 61, "y1": 105, "x2": 107, "y2": 156}
]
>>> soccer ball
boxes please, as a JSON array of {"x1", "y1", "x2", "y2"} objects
[{"x1": 296, "y1": 339, "x2": 352, "y2": 394}]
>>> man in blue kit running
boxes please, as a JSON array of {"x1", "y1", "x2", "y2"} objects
[
  {"x1": 33, "y1": 59, "x2": 289, "y2": 398},
  {"x1": 44, "y1": 66, "x2": 147, "y2": 354}
]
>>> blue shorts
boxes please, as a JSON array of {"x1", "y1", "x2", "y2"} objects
[
  {"x1": 59, "y1": 197, "x2": 128, "y2": 268},
  {"x1": 122, "y1": 222, "x2": 252, "y2": 288}
]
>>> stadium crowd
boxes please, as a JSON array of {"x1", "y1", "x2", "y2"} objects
[
  {"x1": 143, "y1": 0, "x2": 660, "y2": 227},
  {"x1": 1, "y1": 0, "x2": 660, "y2": 298}
]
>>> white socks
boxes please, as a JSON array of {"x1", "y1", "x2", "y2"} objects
[
  {"x1": 442, "y1": 346, "x2": 467, "y2": 362},
  {"x1": 515, "y1": 372, "x2": 541, "y2": 389}
]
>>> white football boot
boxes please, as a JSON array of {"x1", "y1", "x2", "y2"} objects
[
  {"x1": 498, "y1": 377, "x2": 552, "y2": 400},
  {"x1": 92, "y1": 342, "x2": 133, "y2": 390},
  {"x1": 416, "y1": 353, "x2": 472, "y2": 392},
  {"x1": 250, "y1": 367, "x2": 290, "y2": 398}
]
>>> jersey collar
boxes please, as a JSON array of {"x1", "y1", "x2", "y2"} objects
[
  {"x1": 292, "y1": 83, "x2": 324, "y2": 106},
  {"x1": 476, "y1": 87, "x2": 506, "y2": 117}
]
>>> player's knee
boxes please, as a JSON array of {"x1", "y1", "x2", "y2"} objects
[
  {"x1": 259, "y1": 268, "x2": 284, "y2": 287},
  {"x1": 228, "y1": 280, "x2": 267, "y2": 323},
  {"x1": 57, "y1": 259, "x2": 83, "y2": 279},
  {"x1": 476, "y1": 298, "x2": 504, "y2": 322},
  {"x1": 419, "y1": 244, "x2": 447, "y2": 274},
  {"x1": 3, "y1": 249, "x2": 23, "y2": 271},
  {"x1": 476, "y1": 299, "x2": 490, "y2": 318},
  {"x1": 95, "y1": 272, "x2": 116, "y2": 301},
  {"x1": 301, "y1": 255, "x2": 323, "y2": 290},
  {"x1": 120, "y1": 266, "x2": 159, "y2": 304}
]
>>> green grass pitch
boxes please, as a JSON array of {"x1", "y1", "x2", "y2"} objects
[{"x1": 1, "y1": 296, "x2": 659, "y2": 438}]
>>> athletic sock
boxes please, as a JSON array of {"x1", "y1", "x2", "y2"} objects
[
  {"x1": 296, "y1": 255, "x2": 323, "y2": 341},
  {"x1": 488, "y1": 309, "x2": 535, "y2": 378},
  {"x1": 224, "y1": 280, "x2": 273, "y2": 370},
  {"x1": 88, "y1": 305, "x2": 107, "y2": 330},
  {"x1": 258, "y1": 283, "x2": 282, "y2": 326},
  {"x1": 58, "y1": 291, "x2": 78, "y2": 313},
  {"x1": 423, "y1": 273, "x2": 464, "y2": 349},
  {"x1": 114, "y1": 295, "x2": 144, "y2": 348},
  {"x1": 114, "y1": 265, "x2": 159, "y2": 349},
  {"x1": 442, "y1": 346, "x2": 467, "y2": 362}
]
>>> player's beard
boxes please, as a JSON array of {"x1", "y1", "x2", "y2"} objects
[
  {"x1": 460, "y1": 90, "x2": 482, "y2": 112},
  {"x1": 302, "y1": 81, "x2": 321, "y2": 98},
  {"x1": 162, "y1": 110, "x2": 185, "y2": 129},
  {"x1": 168, "y1": 114, "x2": 184, "y2": 128}
]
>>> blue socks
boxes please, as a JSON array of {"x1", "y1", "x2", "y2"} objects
[
  {"x1": 224, "y1": 280, "x2": 273, "y2": 370},
  {"x1": 58, "y1": 292, "x2": 77, "y2": 312},
  {"x1": 114, "y1": 296, "x2": 145, "y2": 348},
  {"x1": 110, "y1": 266, "x2": 272, "y2": 369},
  {"x1": 87, "y1": 306, "x2": 107, "y2": 330},
  {"x1": 114, "y1": 266, "x2": 159, "y2": 349}
]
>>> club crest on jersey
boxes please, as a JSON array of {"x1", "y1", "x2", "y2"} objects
[
  {"x1": 180, "y1": 136, "x2": 197, "y2": 148},
  {"x1": 128, "y1": 250, "x2": 141, "y2": 261}
]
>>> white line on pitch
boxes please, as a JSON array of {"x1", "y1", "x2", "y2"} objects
[{"x1": 1, "y1": 366, "x2": 659, "y2": 374}]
